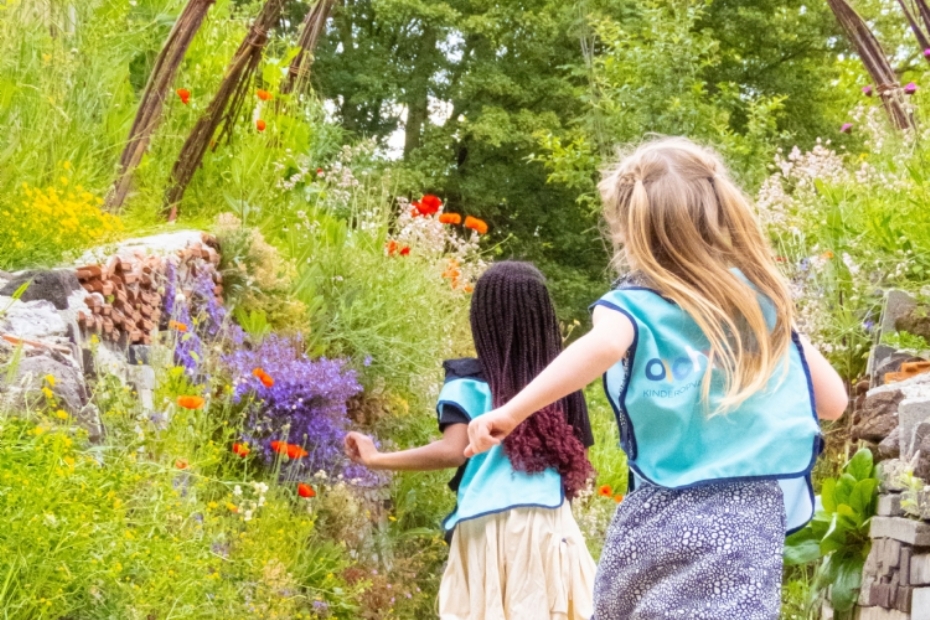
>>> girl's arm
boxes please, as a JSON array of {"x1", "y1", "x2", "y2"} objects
[
  {"x1": 345, "y1": 424, "x2": 470, "y2": 471},
  {"x1": 464, "y1": 305, "x2": 635, "y2": 457},
  {"x1": 798, "y1": 334, "x2": 848, "y2": 420}
]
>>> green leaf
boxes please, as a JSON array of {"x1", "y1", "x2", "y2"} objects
[
  {"x1": 830, "y1": 556, "x2": 864, "y2": 612},
  {"x1": 784, "y1": 536, "x2": 823, "y2": 565},
  {"x1": 846, "y1": 448, "x2": 875, "y2": 482},
  {"x1": 849, "y1": 478, "x2": 878, "y2": 516},
  {"x1": 821, "y1": 479, "x2": 837, "y2": 513},
  {"x1": 10, "y1": 281, "x2": 29, "y2": 301}
]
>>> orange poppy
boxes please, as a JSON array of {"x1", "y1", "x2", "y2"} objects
[
  {"x1": 821, "y1": 250, "x2": 834, "y2": 259},
  {"x1": 176, "y1": 88, "x2": 190, "y2": 105},
  {"x1": 598, "y1": 484, "x2": 612, "y2": 497},
  {"x1": 287, "y1": 444, "x2": 309, "y2": 459},
  {"x1": 464, "y1": 216, "x2": 488, "y2": 235},
  {"x1": 614, "y1": 494, "x2": 624, "y2": 503},
  {"x1": 256, "y1": 89, "x2": 273, "y2": 101},
  {"x1": 438, "y1": 213, "x2": 462, "y2": 225},
  {"x1": 175, "y1": 458, "x2": 189, "y2": 470},
  {"x1": 298, "y1": 483, "x2": 316, "y2": 498},
  {"x1": 413, "y1": 194, "x2": 442, "y2": 216},
  {"x1": 232, "y1": 443, "x2": 250, "y2": 458},
  {"x1": 386, "y1": 240, "x2": 399, "y2": 256},
  {"x1": 168, "y1": 320, "x2": 188, "y2": 333},
  {"x1": 177, "y1": 395, "x2": 205, "y2": 410},
  {"x1": 463, "y1": 284, "x2": 474, "y2": 293},
  {"x1": 256, "y1": 119, "x2": 266, "y2": 132},
  {"x1": 260, "y1": 374, "x2": 274, "y2": 388}
]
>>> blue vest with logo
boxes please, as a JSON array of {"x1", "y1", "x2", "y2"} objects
[
  {"x1": 437, "y1": 377, "x2": 564, "y2": 532},
  {"x1": 594, "y1": 283, "x2": 822, "y2": 533}
]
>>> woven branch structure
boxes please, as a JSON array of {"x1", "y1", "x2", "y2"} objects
[
  {"x1": 897, "y1": 0, "x2": 930, "y2": 51},
  {"x1": 280, "y1": 0, "x2": 337, "y2": 95},
  {"x1": 107, "y1": 0, "x2": 215, "y2": 213},
  {"x1": 164, "y1": 0, "x2": 287, "y2": 218},
  {"x1": 827, "y1": 0, "x2": 914, "y2": 130}
]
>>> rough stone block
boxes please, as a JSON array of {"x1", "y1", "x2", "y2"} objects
[
  {"x1": 893, "y1": 585, "x2": 913, "y2": 613},
  {"x1": 919, "y1": 487, "x2": 930, "y2": 521},
  {"x1": 127, "y1": 365, "x2": 155, "y2": 391},
  {"x1": 128, "y1": 345, "x2": 151, "y2": 366},
  {"x1": 878, "y1": 427, "x2": 902, "y2": 462},
  {"x1": 914, "y1": 587, "x2": 930, "y2": 620},
  {"x1": 900, "y1": 397, "x2": 930, "y2": 458},
  {"x1": 856, "y1": 605, "x2": 911, "y2": 620},
  {"x1": 879, "y1": 461, "x2": 910, "y2": 493},
  {"x1": 871, "y1": 517, "x2": 930, "y2": 546},
  {"x1": 855, "y1": 390, "x2": 904, "y2": 444},
  {"x1": 0, "y1": 269, "x2": 81, "y2": 310},
  {"x1": 861, "y1": 575, "x2": 876, "y2": 606},
  {"x1": 0, "y1": 299, "x2": 68, "y2": 341},
  {"x1": 879, "y1": 494, "x2": 905, "y2": 517},
  {"x1": 903, "y1": 547, "x2": 913, "y2": 586},
  {"x1": 874, "y1": 583, "x2": 894, "y2": 608},
  {"x1": 913, "y1": 554, "x2": 930, "y2": 585},
  {"x1": 882, "y1": 290, "x2": 918, "y2": 337}
]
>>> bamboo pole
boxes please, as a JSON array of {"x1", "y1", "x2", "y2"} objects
[
  {"x1": 826, "y1": 0, "x2": 914, "y2": 130},
  {"x1": 106, "y1": 0, "x2": 215, "y2": 212},
  {"x1": 163, "y1": 0, "x2": 288, "y2": 219}
]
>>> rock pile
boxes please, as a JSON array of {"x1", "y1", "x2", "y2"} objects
[{"x1": 0, "y1": 231, "x2": 223, "y2": 441}]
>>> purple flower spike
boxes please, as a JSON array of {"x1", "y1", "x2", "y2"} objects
[
  {"x1": 862, "y1": 85, "x2": 873, "y2": 97},
  {"x1": 904, "y1": 82, "x2": 918, "y2": 95},
  {"x1": 840, "y1": 123, "x2": 853, "y2": 134}
]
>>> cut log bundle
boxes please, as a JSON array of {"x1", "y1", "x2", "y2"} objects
[{"x1": 75, "y1": 234, "x2": 222, "y2": 345}]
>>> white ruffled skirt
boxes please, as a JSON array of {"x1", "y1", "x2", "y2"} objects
[{"x1": 439, "y1": 502, "x2": 596, "y2": 620}]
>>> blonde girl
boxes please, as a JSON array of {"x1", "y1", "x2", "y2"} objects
[{"x1": 464, "y1": 138, "x2": 847, "y2": 619}]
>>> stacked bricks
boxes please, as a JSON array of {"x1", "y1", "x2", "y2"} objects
[
  {"x1": 74, "y1": 234, "x2": 221, "y2": 345},
  {"x1": 856, "y1": 492, "x2": 930, "y2": 619}
]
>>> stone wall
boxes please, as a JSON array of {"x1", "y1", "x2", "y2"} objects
[
  {"x1": 0, "y1": 231, "x2": 223, "y2": 440},
  {"x1": 848, "y1": 290, "x2": 930, "y2": 620}
]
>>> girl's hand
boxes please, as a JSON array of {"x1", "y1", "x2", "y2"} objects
[
  {"x1": 344, "y1": 431, "x2": 380, "y2": 467},
  {"x1": 464, "y1": 408, "x2": 517, "y2": 457}
]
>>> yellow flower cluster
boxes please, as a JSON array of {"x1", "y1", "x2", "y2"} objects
[{"x1": 0, "y1": 166, "x2": 121, "y2": 265}]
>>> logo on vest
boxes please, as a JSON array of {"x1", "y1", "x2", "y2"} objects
[{"x1": 642, "y1": 346, "x2": 707, "y2": 398}]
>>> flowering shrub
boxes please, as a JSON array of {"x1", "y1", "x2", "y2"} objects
[
  {"x1": 0, "y1": 169, "x2": 122, "y2": 269},
  {"x1": 757, "y1": 99, "x2": 930, "y2": 378},
  {"x1": 223, "y1": 335, "x2": 378, "y2": 485}
]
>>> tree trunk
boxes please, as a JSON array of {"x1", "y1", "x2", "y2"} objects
[
  {"x1": 163, "y1": 0, "x2": 287, "y2": 219},
  {"x1": 280, "y1": 0, "x2": 337, "y2": 95},
  {"x1": 403, "y1": 26, "x2": 436, "y2": 159},
  {"x1": 107, "y1": 0, "x2": 215, "y2": 213},
  {"x1": 826, "y1": 0, "x2": 914, "y2": 130}
]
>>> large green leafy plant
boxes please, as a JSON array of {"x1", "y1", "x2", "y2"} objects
[{"x1": 784, "y1": 448, "x2": 878, "y2": 617}]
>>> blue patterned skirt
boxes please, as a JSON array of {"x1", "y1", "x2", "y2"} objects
[{"x1": 593, "y1": 479, "x2": 785, "y2": 620}]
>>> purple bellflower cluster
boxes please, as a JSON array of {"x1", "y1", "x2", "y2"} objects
[{"x1": 223, "y1": 335, "x2": 381, "y2": 486}]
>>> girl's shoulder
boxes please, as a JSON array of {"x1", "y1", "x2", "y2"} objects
[{"x1": 442, "y1": 357, "x2": 485, "y2": 383}]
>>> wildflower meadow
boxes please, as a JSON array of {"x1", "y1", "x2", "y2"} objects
[{"x1": 3, "y1": 0, "x2": 930, "y2": 618}]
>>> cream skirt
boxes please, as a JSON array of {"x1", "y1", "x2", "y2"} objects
[{"x1": 438, "y1": 502, "x2": 596, "y2": 620}]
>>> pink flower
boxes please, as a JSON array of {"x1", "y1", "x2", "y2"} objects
[
  {"x1": 904, "y1": 82, "x2": 918, "y2": 95},
  {"x1": 862, "y1": 85, "x2": 873, "y2": 97},
  {"x1": 840, "y1": 123, "x2": 853, "y2": 134}
]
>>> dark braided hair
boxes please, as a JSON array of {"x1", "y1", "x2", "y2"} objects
[{"x1": 470, "y1": 261, "x2": 594, "y2": 499}]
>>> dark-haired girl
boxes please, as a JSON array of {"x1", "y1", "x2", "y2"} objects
[{"x1": 344, "y1": 261, "x2": 597, "y2": 620}]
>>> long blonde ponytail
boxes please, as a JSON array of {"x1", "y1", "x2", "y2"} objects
[{"x1": 599, "y1": 137, "x2": 793, "y2": 413}]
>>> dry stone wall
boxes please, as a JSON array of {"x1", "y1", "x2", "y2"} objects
[{"x1": 0, "y1": 231, "x2": 223, "y2": 440}]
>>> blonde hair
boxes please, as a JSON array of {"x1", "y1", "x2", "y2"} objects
[{"x1": 599, "y1": 137, "x2": 793, "y2": 413}]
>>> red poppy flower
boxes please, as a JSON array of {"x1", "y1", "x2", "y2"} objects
[
  {"x1": 176, "y1": 88, "x2": 191, "y2": 105},
  {"x1": 232, "y1": 443, "x2": 250, "y2": 458},
  {"x1": 256, "y1": 119, "x2": 266, "y2": 132},
  {"x1": 177, "y1": 395, "x2": 205, "y2": 410},
  {"x1": 598, "y1": 484, "x2": 612, "y2": 497},
  {"x1": 256, "y1": 89, "x2": 273, "y2": 101},
  {"x1": 260, "y1": 374, "x2": 274, "y2": 388},
  {"x1": 463, "y1": 216, "x2": 488, "y2": 235},
  {"x1": 413, "y1": 194, "x2": 442, "y2": 216},
  {"x1": 270, "y1": 440, "x2": 287, "y2": 455},
  {"x1": 316, "y1": 168, "x2": 324, "y2": 176},
  {"x1": 399, "y1": 246, "x2": 410, "y2": 256},
  {"x1": 298, "y1": 483, "x2": 316, "y2": 498},
  {"x1": 287, "y1": 444, "x2": 308, "y2": 459},
  {"x1": 438, "y1": 213, "x2": 462, "y2": 225}
]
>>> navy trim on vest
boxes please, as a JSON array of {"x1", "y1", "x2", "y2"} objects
[
  {"x1": 592, "y1": 295, "x2": 823, "y2": 528},
  {"x1": 441, "y1": 489, "x2": 566, "y2": 532}
]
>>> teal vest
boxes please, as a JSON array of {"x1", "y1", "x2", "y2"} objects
[
  {"x1": 595, "y1": 284, "x2": 822, "y2": 533},
  {"x1": 437, "y1": 377, "x2": 564, "y2": 532}
]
